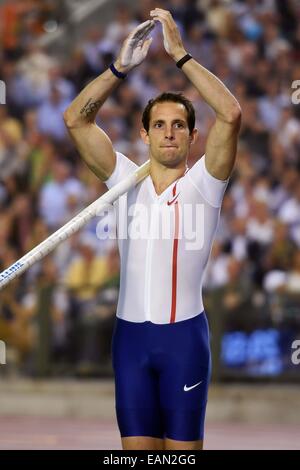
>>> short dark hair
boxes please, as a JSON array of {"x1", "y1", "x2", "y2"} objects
[{"x1": 142, "y1": 92, "x2": 195, "y2": 134}]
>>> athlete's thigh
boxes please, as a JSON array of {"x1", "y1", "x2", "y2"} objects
[
  {"x1": 112, "y1": 318, "x2": 159, "y2": 408},
  {"x1": 112, "y1": 318, "x2": 163, "y2": 439},
  {"x1": 158, "y1": 313, "x2": 211, "y2": 442}
]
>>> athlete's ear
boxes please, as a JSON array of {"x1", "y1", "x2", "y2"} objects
[
  {"x1": 190, "y1": 128, "x2": 198, "y2": 145},
  {"x1": 140, "y1": 128, "x2": 150, "y2": 145}
]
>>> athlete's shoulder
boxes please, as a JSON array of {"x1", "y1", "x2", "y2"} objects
[
  {"x1": 186, "y1": 155, "x2": 229, "y2": 208},
  {"x1": 104, "y1": 152, "x2": 138, "y2": 189}
]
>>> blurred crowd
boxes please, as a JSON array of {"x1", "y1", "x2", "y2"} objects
[{"x1": 1, "y1": 0, "x2": 300, "y2": 377}]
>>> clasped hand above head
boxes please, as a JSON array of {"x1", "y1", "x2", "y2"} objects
[
  {"x1": 114, "y1": 19, "x2": 155, "y2": 73},
  {"x1": 115, "y1": 8, "x2": 187, "y2": 73},
  {"x1": 149, "y1": 8, "x2": 186, "y2": 61}
]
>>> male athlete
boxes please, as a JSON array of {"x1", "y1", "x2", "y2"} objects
[{"x1": 64, "y1": 8, "x2": 241, "y2": 450}]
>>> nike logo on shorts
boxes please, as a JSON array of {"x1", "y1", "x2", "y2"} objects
[{"x1": 183, "y1": 381, "x2": 203, "y2": 392}]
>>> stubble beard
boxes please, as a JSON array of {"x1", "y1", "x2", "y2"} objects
[{"x1": 151, "y1": 146, "x2": 187, "y2": 168}]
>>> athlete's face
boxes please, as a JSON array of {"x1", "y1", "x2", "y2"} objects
[{"x1": 140, "y1": 102, "x2": 197, "y2": 167}]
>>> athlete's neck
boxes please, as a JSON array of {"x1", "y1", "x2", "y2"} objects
[{"x1": 149, "y1": 159, "x2": 187, "y2": 196}]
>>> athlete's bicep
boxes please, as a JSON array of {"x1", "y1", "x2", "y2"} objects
[
  {"x1": 67, "y1": 122, "x2": 116, "y2": 181},
  {"x1": 205, "y1": 116, "x2": 240, "y2": 180}
]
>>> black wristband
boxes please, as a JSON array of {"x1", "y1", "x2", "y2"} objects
[
  {"x1": 176, "y1": 53, "x2": 192, "y2": 69},
  {"x1": 109, "y1": 63, "x2": 127, "y2": 79}
]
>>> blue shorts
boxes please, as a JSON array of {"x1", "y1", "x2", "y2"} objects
[{"x1": 112, "y1": 312, "x2": 211, "y2": 441}]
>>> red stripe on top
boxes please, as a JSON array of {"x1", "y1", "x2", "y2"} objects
[
  {"x1": 170, "y1": 201, "x2": 179, "y2": 323},
  {"x1": 172, "y1": 181, "x2": 177, "y2": 197},
  {"x1": 169, "y1": 172, "x2": 188, "y2": 323}
]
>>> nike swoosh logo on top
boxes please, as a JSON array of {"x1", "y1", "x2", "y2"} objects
[
  {"x1": 167, "y1": 193, "x2": 180, "y2": 206},
  {"x1": 183, "y1": 381, "x2": 203, "y2": 392}
]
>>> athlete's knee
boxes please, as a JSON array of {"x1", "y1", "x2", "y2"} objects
[
  {"x1": 164, "y1": 438, "x2": 203, "y2": 450},
  {"x1": 122, "y1": 436, "x2": 164, "y2": 450}
]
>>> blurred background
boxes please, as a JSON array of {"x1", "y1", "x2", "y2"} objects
[{"x1": 0, "y1": 0, "x2": 300, "y2": 449}]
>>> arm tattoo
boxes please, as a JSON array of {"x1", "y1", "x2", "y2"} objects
[{"x1": 80, "y1": 98, "x2": 102, "y2": 118}]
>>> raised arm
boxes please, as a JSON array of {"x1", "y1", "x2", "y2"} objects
[
  {"x1": 63, "y1": 20, "x2": 154, "y2": 181},
  {"x1": 150, "y1": 8, "x2": 241, "y2": 181}
]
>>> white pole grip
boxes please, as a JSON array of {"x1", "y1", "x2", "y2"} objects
[{"x1": 0, "y1": 160, "x2": 150, "y2": 291}]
